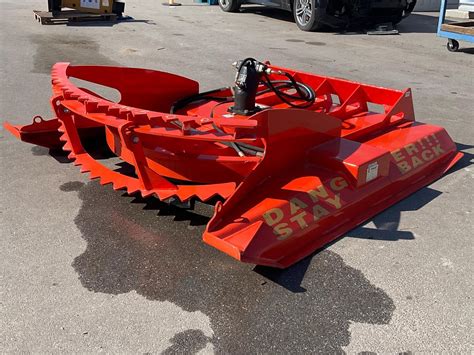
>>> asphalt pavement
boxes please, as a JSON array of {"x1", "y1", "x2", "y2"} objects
[{"x1": 1, "y1": 0, "x2": 473, "y2": 353}]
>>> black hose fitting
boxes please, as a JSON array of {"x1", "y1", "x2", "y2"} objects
[{"x1": 229, "y1": 58, "x2": 262, "y2": 116}]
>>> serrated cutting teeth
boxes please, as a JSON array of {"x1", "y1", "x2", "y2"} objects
[{"x1": 54, "y1": 115, "x2": 233, "y2": 203}]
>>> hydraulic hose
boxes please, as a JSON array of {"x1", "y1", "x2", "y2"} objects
[
  {"x1": 170, "y1": 87, "x2": 231, "y2": 114},
  {"x1": 168, "y1": 59, "x2": 317, "y2": 156}
]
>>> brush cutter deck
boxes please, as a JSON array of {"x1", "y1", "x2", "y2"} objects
[{"x1": 4, "y1": 61, "x2": 462, "y2": 268}]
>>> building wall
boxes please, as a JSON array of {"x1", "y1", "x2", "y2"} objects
[{"x1": 415, "y1": 0, "x2": 459, "y2": 11}]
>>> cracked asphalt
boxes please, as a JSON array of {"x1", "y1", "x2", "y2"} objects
[{"x1": 1, "y1": 0, "x2": 473, "y2": 352}]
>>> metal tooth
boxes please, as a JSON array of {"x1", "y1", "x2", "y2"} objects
[
  {"x1": 80, "y1": 166, "x2": 91, "y2": 173},
  {"x1": 110, "y1": 176, "x2": 129, "y2": 190},
  {"x1": 113, "y1": 182, "x2": 129, "y2": 191},
  {"x1": 108, "y1": 106, "x2": 121, "y2": 113},
  {"x1": 144, "y1": 112, "x2": 154, "y2": 121},
  {"x1": 57, "y1": 123, "x2": 74, "y2": 158},
  {"x1": 140, "y1": 190, "x2": 156, "y2": 198},
  {"x1": 126, "y1": 186, "x2": 140, "y2": 195},
  {"x1": 205, "y1": 192, "x2": 224, "y2": 202},
  {"x1": 191, "y1": 191, "x2": 210, "y2": 202},
  {"x1": 176, "y1": 196, "x2": 191, "y2": 204},
  {"x1": 175, "y1": 189, "x2": 196, "y2": 202},
  {"x1": 99, "y1": 177, "x2": 114, "y2": 186},
  {"x1": 85, "y1": 101, "x2": 98, "y2": 112},
  {"x1": 156, "y1": 190, "x2": 178, "y2": 201},
  {"x1": 203, "y1": 188, "x2": 233, "y2": 201},
  {"x1": 88, "y1": 171, "x2": 101, "y2": 179},
  {"x1": 62, "y1": 142, "x2": 72, "y2": 151},
  {"x1": 97, "y1": 104, "x2": 109, "y2": 113},
  {"x1": 197, "y1": 192, "x2": 215, "y2": 202},
  {"x1": 77, "y1": 161, "x2": 89, "y2": 170}
]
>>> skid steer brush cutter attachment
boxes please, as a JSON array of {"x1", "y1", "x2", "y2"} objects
[{"x1": 4, "y1": 59, "x2": 463, "y2": 268}]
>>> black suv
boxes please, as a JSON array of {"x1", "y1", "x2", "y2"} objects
[{"x1": 218, "y1": 0, "x2": 416, "y2": 31}]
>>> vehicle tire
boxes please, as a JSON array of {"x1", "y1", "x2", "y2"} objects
[
  {"x1": 391, "y1": 13, "x2": 403, "y2": 25},
  {"x1": 293, "y1": 0, "x2": 324, "y2": 31},
  {"x1": 219, "y1": 0, "x2": 241, "y2": 12},
  {"x1": 447, "y1": 39, "x2": 459, "y2": 52},
  {"x1": 404, "y1": 0, "x2": 417, "y2": 16},
  {"x1": 393, "y1": 0, "x2": 416, "y2": 24}
]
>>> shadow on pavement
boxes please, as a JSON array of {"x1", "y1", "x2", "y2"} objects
[
  {"x1": 346, "y1": 186, "x2": 441, "y2": 242},
  {"x1": 396, "y1": 13, "x2": 439, "y2": 34},
  {"x1": 65, "y1": 17, "x2": 157, "y2": 27},
  {"x1": 32, "y1": 140, "x2": 472, "y2": 352},
  {"x1": 457, "y1": 47, "x2": 474, "y2": 54},
  {"x1": 64, "y1": 179, "x2": 395, "y2": 353},
  {"x1": 239, "y1": 6, "x2": 439, "y2": 34},
  {"x1": 451, "y1": 143, "x2": 474, "y2": 172}
]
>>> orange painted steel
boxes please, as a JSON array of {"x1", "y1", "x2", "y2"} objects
[{"x1": 4, "y1": 62, "x2": 463, "y2": 268}]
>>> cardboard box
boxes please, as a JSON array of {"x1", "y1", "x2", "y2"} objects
[{"x1": 61, "y1": 0, "x2": 114, "y2": 14}]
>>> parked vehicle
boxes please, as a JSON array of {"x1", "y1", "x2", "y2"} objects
[{"x1": 218, "y1": 0, "x2": 417, "y2": 31}]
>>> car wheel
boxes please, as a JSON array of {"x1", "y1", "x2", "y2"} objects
[
  {"x1": 293, "y1": 0, "x2": 323, "y2": 31},
  {"x1": 219, "y1": 0, "x2": 241, "y2": 12}
]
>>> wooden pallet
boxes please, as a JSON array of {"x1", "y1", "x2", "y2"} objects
[
  {"x1": 441, "y1": 21, "x2": 474, "y2": 36},
  {"x1": 33, "y1": 9, "x2": 117, "y2": 25}
]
